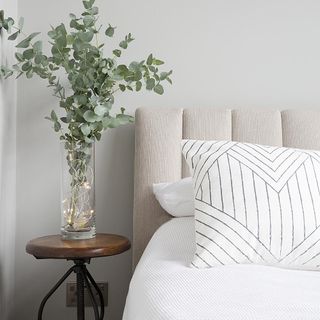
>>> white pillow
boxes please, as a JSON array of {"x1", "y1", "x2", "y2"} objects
[
  {"x1": 153, "y1": 177, "x2": 194, "y2": 217},
  {"x1": 182, "y1": 139, "x2": 320, "y2": 270}
]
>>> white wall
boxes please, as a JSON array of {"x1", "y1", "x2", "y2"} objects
[
  {"x1": 0, "y1": 0, "x2": 17, "y2": 318},
  {"x1": 11, "y1": 0, "x2": 320, "y2": 319}
]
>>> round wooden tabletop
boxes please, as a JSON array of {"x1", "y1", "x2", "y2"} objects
[{"x1": 26, "y1": 234, "x2": 131, "y2": 260}]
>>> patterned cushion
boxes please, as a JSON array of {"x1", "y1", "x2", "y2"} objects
[{"x1": 182, "y1": 140, "x2": 320, "y2": 270}]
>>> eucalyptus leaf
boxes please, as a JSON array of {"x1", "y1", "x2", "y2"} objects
[
  {"x1": 83, "y1": 15, "x2": 94, "y2": 27},
  {"x1": 26, "y1": 69, "x2": 33, "y2": 78},
  {"x1": 94, "y1": 131, "x2": 101, "y2": 140},
  {"x1": 160, "y1": 72, "x2": 168, "y2": 80},
  {"x1": 80, "y1": 124, "x2": 91, "y2": 136},
  {"x1": 51, "y1": 110, "x2": 58, "y2": 121},
  {"x1": 54, "y1": 121, "x2": 61, "y2": 132},
  {"x1": 90, "y1": 7, "x2": 99, "y2": 15},
  {"x1": 79, "y1": 31, "x2": 94, "y2": 42},
  {"x1": 83, "y1": 110, "x2": 99, "y2": 123},
  {"x1": 154, "y1": 84, "x2": 164, "y2": 95},
  {"x1": 153, "y1": 59, "x2": 164, "y2": 65},
  {"x1": 16, "y1": 38, "x2": 31, "y2": 48},
  {"x1": 18, "y1": 17, "x2": 24, "y2": 29},
  {"x1": 75, "y1": 95, "x2": 87, "y2": 105},
  {"x1": 105, "y1": 24, "x2": 115, "y2": 37},
  {"x1": 34, "y1": 55, "x2": 42, "y2": 64},
  {"x1": 102, "y1": 117, "x2": 120, "y2": 128},
  {"x1": 21, "y1": 62, "x2": 31, "y2": 72},
  {"x1": 146, "y1": 54, "x2": 153, "y2": 65},
  {"x1": 83, "y1": 0, "x2": 95, "y2": 9},
  {"x1": 23, "y1": 49, "x2": 35, "y2": 60},
  {"x1": 8, "y1": 31, "x2": 19, "y2": 41},
  {"x1": 113, "y1": 49, "x2": 121, "y2": 57},
  {"x1": 94, "y1": 104, "x2": 107, "y2": 116},
  {"x1": 135, "y1": 81, "x2": 142, "y2": 91},
  {"x1": 33, "y1": 40, "x2": 43, "y2": 53},
  {"x1": 119, "y1": 40, "x2": 127, "y2": 49},
  {"x1": 16, "y1": 32, "x2": 40, "y2": 48},
  {"x1": 146, "y1": 78, "x2": 155, "y2": 90},
  {"x1": 116, "y1": 113, "x2": 134, "y2": 125},
  {"x1": 15, "y1": 52, "x2": 24, "y2": 62}
]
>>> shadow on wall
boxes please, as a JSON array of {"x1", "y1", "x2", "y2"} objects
[{"x1": 96, "y1": 123, "x2": 135, "y2": 235}]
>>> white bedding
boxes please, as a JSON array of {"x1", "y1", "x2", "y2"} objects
[{"x1": 123, "y1": 217, "x2": 320, "y2": 320}]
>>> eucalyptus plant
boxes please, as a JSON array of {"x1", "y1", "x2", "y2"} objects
[
  {"x1": 0, "y1": 0, "x2": 172, "y2": 232},
  {"x1": 0, "y1": 1, "x2": 172, "y2": 141}
]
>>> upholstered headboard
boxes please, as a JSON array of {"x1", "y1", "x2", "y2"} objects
[{"x1": 133, "y1": 108, "x2": 320, "y2": 267}]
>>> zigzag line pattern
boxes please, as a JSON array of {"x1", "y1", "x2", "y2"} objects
[{"x1": 182, "y1": 140, "x2": 320, "y2": 269}]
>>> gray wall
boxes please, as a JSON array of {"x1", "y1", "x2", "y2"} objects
[
  {"x1": 11, "y1": 0, "x2": 320, "y2": 319},
  {"x1": 0, "y1": 0, "x2": 17, "y2": 318}
]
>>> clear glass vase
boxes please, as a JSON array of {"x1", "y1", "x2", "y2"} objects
[{"x1": 60, "y1": 142, "x2": 96, "y2": 240}]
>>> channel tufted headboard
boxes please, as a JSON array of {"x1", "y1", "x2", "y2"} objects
[{"x1": 133, "y1": 108, "x2": 320, "y2": 267}]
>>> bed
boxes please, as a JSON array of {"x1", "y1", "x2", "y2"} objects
[{"x1": 123, "y1": 108, "x2": 320, "y2": 320}]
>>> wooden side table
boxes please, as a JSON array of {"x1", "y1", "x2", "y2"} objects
[{"x1": 26, "y1": 234, "x2": 131, "y2": 320}]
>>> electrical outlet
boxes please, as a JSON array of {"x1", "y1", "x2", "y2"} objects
[{"x1": 66, "y1": 282, "x2": 108, "y2": 307}]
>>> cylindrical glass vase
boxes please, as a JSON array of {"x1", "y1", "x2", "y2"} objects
[{"x1": 60, "y1": 142, "x2": 96, "y2": 240}]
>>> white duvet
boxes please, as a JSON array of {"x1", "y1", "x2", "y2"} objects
[{"x1": 123, "y1": 217, "x2": 320, "y2": 320}]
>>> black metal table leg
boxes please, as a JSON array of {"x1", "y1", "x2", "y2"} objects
[
  {"x1": 38, "y1": 266, "x2": 75, "y2": 320},
  {"x1": 81, "y1": 269, "x2": 100, "y2": 320},
  {"x1": 85, "y1": 269, "x2": 105, "y2": 319},
  {"x1": 37, "y1": 259, "x2": 105, "y2": 320}
]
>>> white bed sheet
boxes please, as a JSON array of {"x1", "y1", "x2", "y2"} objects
[{"x1": 123, "y1": 217, "x2": 320, "y2": 320}]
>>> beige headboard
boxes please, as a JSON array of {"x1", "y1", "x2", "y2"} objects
[{"x1": 133, "y1": 107, "x2": 320, "y2": 267}]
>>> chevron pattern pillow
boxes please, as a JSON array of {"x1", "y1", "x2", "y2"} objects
[{"x1": 182, "y1": 140, "x2": 320, "y2": 270}]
